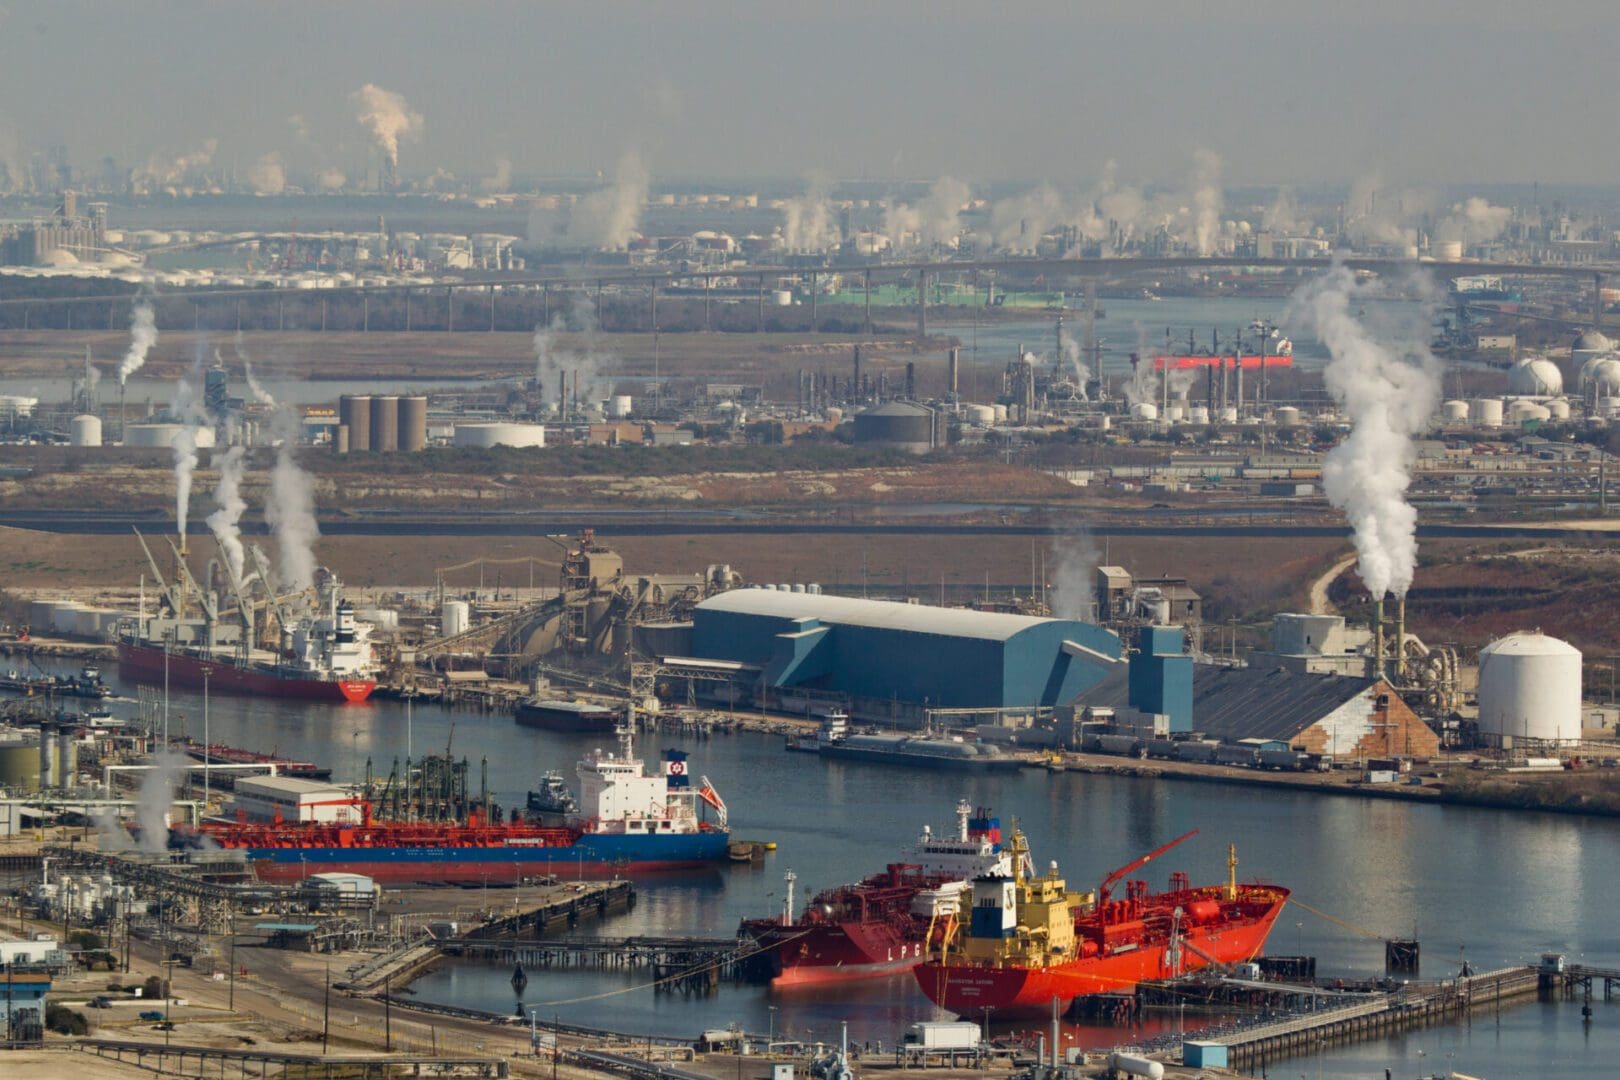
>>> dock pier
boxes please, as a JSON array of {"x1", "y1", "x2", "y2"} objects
[
  {"x1": 440, "y1": 935, "x2": 751, "y2": 993},
  {"x1": 1215, "y1": 964, "x2": 1541, "y2": 1071}
]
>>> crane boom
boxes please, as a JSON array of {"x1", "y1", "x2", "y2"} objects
[{"x1": 1098, "y1": 828, "x2": 1199, "y2": 904}]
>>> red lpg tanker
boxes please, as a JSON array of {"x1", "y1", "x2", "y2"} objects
[
  {"x1": 740, "y1": 801, "x2": 1011, "y2": 987},
  {"x1": 915, "y1": 829, "x2": 1288, "y2": 1018}
]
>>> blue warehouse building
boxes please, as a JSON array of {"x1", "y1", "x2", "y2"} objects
[{"x1": 689, "y1": 590, "x2": 1121, "y2": 725}]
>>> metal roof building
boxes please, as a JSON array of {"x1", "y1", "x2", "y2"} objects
[
  {"x1": 1074, "y1": 662, "x2": 1439, "y2": 758},
  {"x1": 690, "y1": 590, "x2": 1122, "y2": 723}
]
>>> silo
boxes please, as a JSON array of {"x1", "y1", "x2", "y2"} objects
[
  {"x1": 371, "y1": 395, "x2": 400, "y2": 452},
  {"x1": 334, "y1": 424, "x2": 350, "y2": 454},
  {"x1": 400, "y1": 396, "x2": 429, "y2": 451},
  {"x1": 70, "y1": 414, "x2": 103, "y2": 447},
  {"x1": 1478, "y1": 632, "x2": 1582, "y2": 745},
  {"x1": 56, "y1": 731, "x2": 76, "y2": 787},
  {"x1": 340, "y1": 395, "x2": 373, "y2": 452},
  {"x1": 38, "y1": 731, "x2": 54, "y2": 789},
  {"x1": 441, "y1": 600, "x2": 470, "y2": 638}
]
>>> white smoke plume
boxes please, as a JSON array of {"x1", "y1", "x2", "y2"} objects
[
  {"x1": 316, "y1": 167, "x2": 347, "y2": 192},
  {"x1": 480, "y1": 156, "x2": 514, "y2": 194},
  {"x1": 0, "y1": 111, "x2": 24, "y2": 195},
  {"x1": 884, "y1": 177, "x2": 971, "y2": 249},
  {"x1": 1049, "y1": 527, "x2": 1101, "y2": 622},
  {"x1": 532, "y1": 318, "x2": 556, "y2": 390},
  {"x1": 206, "y1": 445, "x2": 248, "y2": 590},
  {"x1": 567, "y1": 151, "x2": 648, "y2": 250},
  {"x1": 235, "y1": 333, "x2": 277, "y2": 406},
  {"x1": 989, "y1": 184, "x2": 1071, "y2": 252},
  {"x1": 172, "y1": 374, "x2": 206, "y2": 544},
  {"x1": 118, "y1": 300, "x2": 158, "y2": 384},
  {"x1": 1291, "y1": 265, "x2": 1442, "y2": 599},
  {"x1": 266, "y1": 444, "x2": 319, "y2": 592},
  {"x1": 1436, "y1": 196, "x2": 1511, "y2": 245},
  {"x1": 244, "y1": 152, "x2": 286, "y2": 195},
  {"x1": 1122, "y1": 325, "x2": 1159, "y2": 406},
  {"x1": 136, "y1": 751, "x2": 190, "y2": 853},
  {"x1": 782, "y1": 174, "x2": 840, "y2": 252},
  {"x1": 350, "y1": 83, "x2": 423, "y2": 168},
  {"x1": 136, "y1": 138, "x2": 219, "y2": 189},
  {"x1": 82, "y1": 346, "x2": 102, "y2": 394},
  {"x1": 1189, "y1": 149, "x2": 1224, "y2": 256},
  {"x1": 533, "y1": 295, "x2": 616, "y2": 411},
  {"x1": 1058, "y1": 322, "x2": 1091, "y2": 402}
]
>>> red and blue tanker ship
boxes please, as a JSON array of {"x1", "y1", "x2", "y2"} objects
[{"x1": 198, "y1": 728, "x2": 731, "y2": 883}]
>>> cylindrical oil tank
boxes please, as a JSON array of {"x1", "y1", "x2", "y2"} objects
[
  {"x1": 38, "y1": 732, "x2": 54, "y2": 788},
  {"x1": 1441, "y1": 399, "x2": 1470, "y2": 422},
  {"x1": 441, "y1": 600, "x2": 470, "y2": 638},
  {"x1": 70, "y1": 414, "x2": 103, "y2": 447},
  {"x1": 334, "y1": 424, "x2": 350, "y2": 454},
  {"x1": 452, "y1": 422, "x2": 546, "y2": 449},
  {"x1": 807, "y1": 583, "x2": 822, "y2": 595},
  {"x1": 1471, "y1": 398, "x2": 1504, "y2": 427},
  {"x1": 790, "y1": 583, "x2": 806, "y2": 594},
  {"x1": 340, "y1": 395, "x2": 372, "y2": 452},
  {"x1": 56, "y1": 731, "x2": 76, "y2": 787},
  {"x1": 992, "y1": 404, "x2": 1009, "y2": 423},
  {"x1": 1431, "y1": 239, "x2": 1463, "y2": 260},
  {"x1": 1274, "y1": 406, "x2": 1302, "y2": 426},
  {"x1": 1189, "y1": 406, "x2": 1210, "y2": 424},
  {"x1": 371, "y1": 394, "x2": 400, "y2": 452},
  {"x1": 1131, "y1": 402, "x2": 1159, "y2": 421},
  {"x1": 1219, "y1": 406, "x2": 1238, "y2": 424},
  {"x1": 1547, "y1": 398, "x2": 1571, "y2": 419},
  {"x1": 853, "y1": 401, "x2": 935, "y2": 454},
  {"x1": 400, "y1": 396, "x2": 428, "y2": 451},
  {"x1": 0, "y1": 737, "x2": 41, "y2": 792},
  {"x1": 123, "y1": 422, "x2": 183, "y2": 448},
  {"x1": 1164, "y1": 404, "x2": 1184, "y2": 422},
  {"x1": 608, "y1": 395, "x2": 634, "y2": 419},
  {"x1": 1478, "y1": 632, "x2": 1582, "y2": 745},
  {"x1": 963, "y1": 403, "x2": 996, "y2": 427}
]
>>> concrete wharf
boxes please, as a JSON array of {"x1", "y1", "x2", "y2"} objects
[
  {"x1": 76, "y1": 1037, "x2": 509, "y2": 1078},
  {"x1": 1214, "y1": 964, "x2": 1540, "y2": 1070},
  {"x1": 441, "y1": 934, "x2": 751, "y2": 993}
]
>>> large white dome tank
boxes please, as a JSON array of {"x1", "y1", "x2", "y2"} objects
[
  {"x1": 1508, "y1": 356, "x2": 1563, "y2": 397},
  {"x1": 1477, "y1": 632, "x2": 1583, "y2": 745},
  {"x1": 1578, "y1": 356, "x2": 1620, "y2": 395}
]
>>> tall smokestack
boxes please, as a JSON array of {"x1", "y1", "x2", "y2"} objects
[
  {"x1": 572, "y1": 368, "x2": 580, "y2": 416},
  {"x1": 1394, "y1": 595, "x2": 1407, "y2": 684},
  {"x1": 557, "y1": 370, "x2": 566, "y2": 417},
  {"x1": 1372, "y1": 596, "x2": 1385, "y2": 681},
  {"x1": 904, "y1": 362, "x2": 915, "y2": 400},
  {"x1": 948, "y1": 347, "x2": 960, "y2": 397},
  {"x1": 852, "y1": 345, "x2": 862, "y2": 401}
]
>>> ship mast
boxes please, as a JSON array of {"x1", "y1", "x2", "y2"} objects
[{"x1": 956, "y1": 798, "x2": 971, "y2": 842}]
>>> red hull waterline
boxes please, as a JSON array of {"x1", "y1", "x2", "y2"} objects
[
  {"x1": 917, "y1": 898, "x2": 1286, "y2": 1018},
  {"x1": 117, "y1": 642, "x2": 375, "y2": 703}
]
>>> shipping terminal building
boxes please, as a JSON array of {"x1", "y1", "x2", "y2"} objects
[{"x1": 684, "y1": 590, "x2": 1123, "y2": 724}]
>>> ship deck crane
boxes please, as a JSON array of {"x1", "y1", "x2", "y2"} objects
[
  {"x1": 1097, "y1": 828, "x2": 1199, "y2": 906},
  {"x1": 133, "y1": 529, "x2": 185, "y2": 619}
]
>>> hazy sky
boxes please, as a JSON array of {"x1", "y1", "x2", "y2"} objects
[{"x1": 3, "y1": 1, "x2": 1619, "y2": 189}]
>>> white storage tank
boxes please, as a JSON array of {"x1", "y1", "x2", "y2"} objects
[
  {"x1": 1478, "y1": 632, "x2": 1582, "y2": 745},
  {"x1": 1547, "y1": 399, "x2": 1571, "y2": 420},
  {"x1": 1441, "y1": 399, "x2": 1470, "y2": 422},
  {"x1": 1130, "y1": 402, "x2": 1159, "y2": 421},
  {"x1": 1274, "y1": 406, "x2": 1302, "y2": 427},
  {"x1": 441, "y1": 600, "x2": 470, "y2": 638},
  {"x1": 1508, "y1": 356, "x2": 1564, "y2": 397},
  {"x1": 1470, "y1": 398, "x2": 1504, "y2": 427},
  {"x1": 1188, "y1": 406, "x2": 1211, "y2": 425},
  {"x1": 773, "y1": 289, "x2": 794, "y2": 306},
  {"x1": 1431, "y1": 239, "x2": 1464, "y2": 260},
  {"x1": 1219, "y1": 406, "x2": 1238, "y2": 424},
  {"x1": 452, "y1": 422, "x2": 546, "y2": 449},
  {"x1": 70, "y1": 414, "x2": 103, "y2": 447},
  {"x1": 963, "y1": 404, "x2": 997, "y2": 427},
  {"x1": 1578, "y1": 356, "x2": 1620, "y2": 395},
  {"x1": 1164, "y1": 404, "x2": 1183, "y2": 422},
  {"x1": 608, "y1": 395, "x2": 634, "y2": 419}
]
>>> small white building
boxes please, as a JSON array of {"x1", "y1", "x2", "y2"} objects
[
  {"x1": 232, "y1": 776, "x2": 362, "y2": 824},
  {"x1": 309, "y1": 872, "x2": 377, "y2": 898}
]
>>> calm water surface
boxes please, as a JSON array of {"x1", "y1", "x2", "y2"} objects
[{"x1": 54, "y1": 665, "x2": 1620, "y2": 1077}]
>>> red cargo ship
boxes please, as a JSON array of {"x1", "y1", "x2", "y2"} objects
[
  {"x1": 118, "y1": 641, "x2": 375, "y2": 703},
  {"x1": 915, "y1": 829, "x2": 1288, "y2": 1018},
  {"x1": 740, "y1": 802, "x2": 1013, "y2": 987}
]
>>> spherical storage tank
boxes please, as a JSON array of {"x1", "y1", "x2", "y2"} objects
[
  {"x1": 1508, "y1": 356, "x2": 1564, "y2": 397},
  {"x1": 1478, "y1": 632, "x2": 1582, "y2": 745},
  {"x1": 70, "y1": 414, "x2": 103, "y2": 447},
  {"x1": 853, "y1": 401, "x2": 935, "y2": 454},
  {"x1": 1578, "y1": 357, "x2": 1620, "y2": 396},
  {"x1": 452, "y1": 422, "x2": 545, "y2": 448}
]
